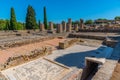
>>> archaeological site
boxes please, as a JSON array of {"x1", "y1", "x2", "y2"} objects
[
  {"x1": 0, "y1": 18, "x2": 119, "y2": 80},
  {"x1": 0, "y1": 0, "x2": 120, "y2": 80}
]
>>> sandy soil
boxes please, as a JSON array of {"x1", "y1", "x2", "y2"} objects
[
  {"x1": 0, "y1": 38, "x2": 65, "y2": 64},
  {"x1": 110, "y1": 61, "x2": 120, "y2": 80}
]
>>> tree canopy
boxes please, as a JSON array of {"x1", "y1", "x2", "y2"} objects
[
  {"x1": 97, "y1": 18, "x2": 107, "y2": 20},
  {"x1": 85, "y1": 20, "x2": 93, "y2": 24},
  {"x1": 115, "y1": 16, "x2": 120, "y2": 20},
  {"x1": 25, "y1": 5, "x2": 37, "y2": 30},
  {"x1": 10, "y1": 7, "x2": 17, "y2": 30},
  {"x1": 44, "y1": 6, "x2": 48, "y2": 29}
]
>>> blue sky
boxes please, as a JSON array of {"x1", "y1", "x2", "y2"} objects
[{"x1": 0, "y1": 0, "x2": 120, "y2": 23}]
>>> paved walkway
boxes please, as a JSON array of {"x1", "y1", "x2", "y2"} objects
[{"x1": 46, "y1": 44, "x2": 112, "y2": 69}]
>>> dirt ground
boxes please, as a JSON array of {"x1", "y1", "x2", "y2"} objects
[
  {"x1": 110, "y1": 61, "x2": 120, "y2": 80},
  {"x1": 0, "y1": 38, "x2": 65, "y2": 64}
]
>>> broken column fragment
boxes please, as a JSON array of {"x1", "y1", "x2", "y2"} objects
[
  {"x1": 56, "y1": 24, "x2": 63, "y2": 33},
  {"x1": 74, "y1": 24, "x2": 79, "y2": 32},
  {"x1": 49, "y1": 22, "x2": 54, "y2": 31},
  {"x1": 80, "y1": 19, "x2": 84, "y2": 29},
  {"x1": 62, "y1": 21, "x2": 67, "y2": 32},
  {"x1": 40, "y1": 24, "x2": 45, "y2": 31},
  {"x1": 67, "y1": 23, "x2": 72, "y2": 32}
]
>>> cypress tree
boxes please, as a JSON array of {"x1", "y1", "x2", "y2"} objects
[
  {"x1": 26, "y1": 5, "x2": 37, "y2": 30},
  {"x1": 43, "y1": 6, "x2": 48, "y2": 29},
  {"x1": 38, "y1": 20, "x2": 41, "y2": 30},
  {"x1": 10, "y1": 7, "x2": 17, "y2": 30}
]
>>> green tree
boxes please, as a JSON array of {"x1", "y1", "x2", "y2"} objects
[
  {"x1": 97, "y1": 18, "x2": 107, "y2": 20},
  {"x1": 43, "y1": 6, "x2": 48, "y2": 29},
  {"x1": 25, "y1": 5, "x2": 37, "y2": 30},
  {"x1": 115, "y1": 16, "x2": 120, "y2": 20},
  {"x1": 37, "y1": 20, "x2": 41, "y2": 30},
  {"x1": 16, "y1": 22, "x2": 24, "y2": 30},
  {"x1": 72, "y1": 21, "x2": 80, "y2": 25},
  {"x1": 4, "y1": 20, "x2": 10, "y2": 30},
  {"x1": 10, "y1": 7, "x2": 17, "y2": 30},
  {"x1": 0, "y1": 19, "x2": 6, "y2": 30},
  {"x1": 85, "y1": 20, "x2": 93, "y2": 24}
]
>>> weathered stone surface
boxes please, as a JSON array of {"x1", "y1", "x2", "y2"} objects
[
  {"x1": 62, "y1": 21, "x2": 66, "y2": 32},
  {"x1": 68, "y1": 18, "x2": 72, "y2": 24},
  {"x1": 92, "y1": 60, "x2": 118, "y2": 80},
  {"x1": 68, "y1": 33, "x2": 105, "y2": 40},
  {"x1": 1, "y1": 58, "x2": 70, "y2": 80},
  {"x1": 74, "y1": 24, "x2": 79, "y2": 31},
  {"x1": 59, "y1": 40, "x2": 69, "y2": 49},
  {"x1": 59, "y1": 39, "x2": 82, "y2": 49},
  {"x1": 110, "y1": 61, "x2": 120, "y2": 80},
  {"x1": 0, "y1": 46, "x2": 52, "y2": 70},
  {"x1": 57, "y1": 24, "x2": 63, "y2": 33},
  {"x1": 40, "y1": 23, "x2": 45, "y2": 31},
  {"x1": 80, "y1": 19, "x2": 84, "y2": 29},
  {"x1": 49, "y1": 22, "x2": 54, "y2": 31},
  {"x1": 0, "y1": 36, "x2": 55, "y2": 49},
  {"x1": 103, "y1": 38, "x2": 118, "y2": 48},
  {"x1": 0, "y1": 72, "x2": 7, "y2": 80},
  {"x1": 67, "y1": 23, "x2": 72, "y2": 32}
]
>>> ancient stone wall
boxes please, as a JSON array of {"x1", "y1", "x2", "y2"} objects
[
  {"x1": 0, "y1": 46, "x2": 52, "y2": 71},
  {"x1": 79, "y1": 29, "x2": 120, "y2": 32},
  {"x1": 59, "y1": 39, "x2": 83, "y2": 49},
  {"x1": 68, "y1": 33, "x2": 105, "y2": 40},
  {"x1": 0, "y1": 36, "x2": 55, "y2": 50}
]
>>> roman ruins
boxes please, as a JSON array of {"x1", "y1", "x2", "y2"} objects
[
  {"x1": 0, "y1": 18, "x2": 120, "y2": 80},
  {"x1": 62, "y1": 21, "x2": 67, "y2": 32},
  {"x1": 74, "y1": 24, "x2": 79, "y2": 32},
  {"x1": 40, "y1": 23, "x2": 45, "y2": 31},
  {"x1": 49, "y1": 22, "x2": 54, "y2": 31},
  {"x1": 57, "y1": 24, "x2": 63, "y2": 33}
]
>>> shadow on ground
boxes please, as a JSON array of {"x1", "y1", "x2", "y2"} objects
[
  {"x1": 55, "y1": 45, "x2": 119, "y2": 68},
  {"x1": 55, "y1": 50, "x2": 94, "y2": 68}
]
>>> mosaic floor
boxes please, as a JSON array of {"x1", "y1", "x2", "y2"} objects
[{"x1": 1, "y1": 58, "x2": 69, "y2": 80}]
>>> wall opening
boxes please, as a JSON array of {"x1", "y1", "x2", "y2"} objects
[{"x1": 81, "y1": 60, "x2": 100, "y2": 80}]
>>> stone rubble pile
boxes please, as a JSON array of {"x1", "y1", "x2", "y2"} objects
[{"x1": 0, "y1": 46, "x2": 52, "y2": 71}]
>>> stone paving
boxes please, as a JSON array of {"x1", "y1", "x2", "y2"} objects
[
  {"x1": 1, "y1": 58, "x2": 70, "y2": 80},
  {"x1": 46, "y1": 44, "x2": 113, "y2": 69},
  {"x1": 0, "y1": 39, "x2": 105, "y2": 80},
  {"x1": 0, "y1": 39, "x2": 114, "y2": 80}
]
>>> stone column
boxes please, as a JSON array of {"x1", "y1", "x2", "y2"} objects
[
  {"x1": 80, "y1": 19, "x2": 84, "y2": 29},
  {"x1": 56, "y1": 24, "x2": 63, "y2": 33},
  {"x1": 68, "y1": 18, "x2": 72, "y2": 24},
  {"x1": 40, "y1": 23, "x2": 45, "y2": 31},
  {"x1": 62, "y1": 21, "x2": 66, "y2": 32},
  {"x1": 49, "y1": 22, "x2": 54, "y2": 31},
  {"x1": 67, "y1": 23, "x2": 72, "y2": 32},
  {"x1": 75, "y1": 24, "x2": 79, "y2": 31}
]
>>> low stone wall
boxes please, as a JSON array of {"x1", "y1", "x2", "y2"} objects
[
  {"x1": 68, "y1": 33, "x2": 105, "y2": 40},
  {"x1": 0, "y1": 46, "x2": 52, "y2": 71},
  {"x1": 102, "y1": 39, "x2": 118, "y2": 48},
  {"x1": 0, "y1": 36, "x2": 55, "y2": 50},
  {"x1": 62, "y1": 69, "x2": 82, "y2": 80},
  {"x1": 79, "y1": 29, "x2": 120, "y2": 33},
  {"x1": 59, "y1": 39, "x2": 84, "y2": 49}
]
